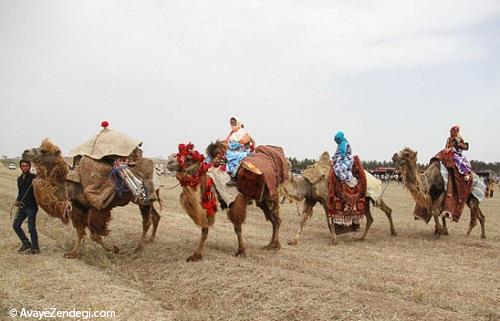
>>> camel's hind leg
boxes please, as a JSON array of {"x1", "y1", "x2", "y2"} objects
[
  {"x1": 187, "y1": 227, "x2": 209, "y2": 262},
  {"x1": 64, "y1": 205, "x2": 87, "y2": 259},
  {"x1": 375, "y1": 198, "x2": 397, "y2": 236},
  {"x1": 258, "y1": 194, "x2": 281, "y2": 251},
  {"x1": 359, "y1": 200, "x2": 374, "y2": 241},
  {"x1": 87, "y1": 209, "x2": 119, "y2": 254},
  {"x1": 227, "y1": 194, "x2": 248, "y2": 257},
  {"x1": 441, "y1": 217, "x2": 449, "y2": 235},
  {"x1": 135, "y1": 205, "x2": 153, "y2": 252},
  {"x1": 466, "y1": 197, "x2": 486, "y2": 239},
  {"x1": 288, "y1": 198, "x2": 316, "y2": 246}
]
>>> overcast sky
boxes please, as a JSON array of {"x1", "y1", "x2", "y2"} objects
[{"x1": 1, "y1": 0, "x2": 499, "y2": 162}]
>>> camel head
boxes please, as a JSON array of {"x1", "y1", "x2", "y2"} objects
[
  {"x1": 206, "y1": 141, "x2": 227, "y2": 167},
  {"x1": 392, "y1": 148, "x2": 418, "y2": 169},
  {"x1": 280, "y1": 175, "x2": 307, "y2": 204},
  {"x1": 166, "y1": 143, "x2": 209, "y2": 185},
  {"x1": 22, "y1": 138, "x2": 68, "y2": 180}
]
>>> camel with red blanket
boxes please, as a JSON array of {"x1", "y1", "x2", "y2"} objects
[
  {"x1": 392, "y1": 148, "x2": 486, "y2": 239},
  {"x1": 166, "y1": 142, "x2": 289, "y2": 261},
  {"x1": 281, "y1": 152, "x2": 396, "y2": 246}
]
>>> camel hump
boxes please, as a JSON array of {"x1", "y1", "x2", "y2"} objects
[{"x1": 318, "y1": 151, "x2": 330, "y2": 164}]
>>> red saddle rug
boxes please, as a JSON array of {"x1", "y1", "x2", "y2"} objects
[
  {"x1": 328, "y1": 155, "x2": 367, "y2": 226},
  {"x1": 237, "y1": 145, "x2": 289, "y2": 200},
  {"x1": 434, "y1": 149, "x2": 472, "y2": 222}
]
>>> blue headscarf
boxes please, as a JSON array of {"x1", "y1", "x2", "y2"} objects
[{"x1": 334, "y1": 131, "x2": 348, "y2": 157}]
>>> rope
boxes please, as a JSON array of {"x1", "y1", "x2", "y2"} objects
[{"x1": 165, "y1": 182, "x2": 180, "y2": 190}]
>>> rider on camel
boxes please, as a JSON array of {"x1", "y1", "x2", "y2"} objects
[
  {"x1": 445, "y1": 125, "x2": 472, "y2": 180},
  {"x1": 224, "y1": 117, "x2": 255, "y2": 186},
  {"x1": 332, "y1": 131, "x2": 358, "y2": 188}
]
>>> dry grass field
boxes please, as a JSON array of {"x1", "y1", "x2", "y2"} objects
[{"x1": 0, "y1": 166, "x2": 498, "y2": 321}]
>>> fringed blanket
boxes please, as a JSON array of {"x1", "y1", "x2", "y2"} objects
[
  {"x1": 238, "y1": 145, "x2": 289, "y2": 198},
  {"x1": 328, "y1": 155, "x2": 367, "y2": 226},
  {"x1": 434, "y1": 150, "x2": 472, "y2": 222},
  {"x1": 207, "y1": 167, "x2": 239, "y2": 206}
]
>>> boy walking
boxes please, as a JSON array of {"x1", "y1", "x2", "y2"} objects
[{"x1": 12, "y1": 159, "x2": 39, "y2": 254}]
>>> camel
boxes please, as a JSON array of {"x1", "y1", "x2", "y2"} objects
[
  {"x1": 22, "y1": 139, "x2": 162, "y2": 258},
  {"x1": 281, "y1": 152, "x2": 396, "y2": 246},
  {"x1": 166, "y1": 142, "x2": 288, "y2": 261},
  {"x1": 392, "y1": 148, "x2": 485, "y2": 239}
]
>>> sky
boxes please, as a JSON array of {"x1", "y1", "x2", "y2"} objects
[{"x1": 1, "y1": 0, "x2": 499, "y2": 162}]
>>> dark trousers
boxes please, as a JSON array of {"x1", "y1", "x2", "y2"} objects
[{"x1": 12, "y1": 207, "x2": 39, "y2": 249}]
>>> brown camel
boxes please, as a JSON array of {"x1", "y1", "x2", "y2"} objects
[
  {"x1": 392, "y1": 148, "x2": 485, "y2": 239},
  {"x1": 166, "y1": 142, "x2": 288, "y2": 262},
  {"x1": 281, "y1": 152, "x2": 396, "y2": 246},
  {"x1": 22, "y1": 139, "x2": 162, "y2": 258}
]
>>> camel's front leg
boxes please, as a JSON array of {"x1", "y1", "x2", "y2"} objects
[
  {"x1": 64, "y1": 227, "x2": 85, "y2": 259},
  {"x1": 146, "y1": 207, "x2": 161, "y2": 243},
  {"x1": 433, "y1": 209, "x2": 444, "y2": 238},
  {"x1": 321, "y1": 203, "x2": 337, "y2": 246},
  {"x1": 259, "y1": 195, "x2": 281, "y2": 250},
  {"x1": 90, "y1": 233, "x2": 119, "y2": 254},
  {"x1": 135, "y1": 205, "x2": 152, "y2": 252},
  {"x1": 288, "y1": 199, "x2": 315, "y2": 246},
  {"x1": 375, "y1": 198, "x2": 397, "y2": 236},
  {"x1": 187, "y1": 227, "x2": 209, "y2": 262},
  {"x1": 228, "y1": 195, "x2": 247, "y2": 257}
]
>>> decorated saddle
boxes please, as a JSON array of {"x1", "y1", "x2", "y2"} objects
[{"x1": 328, "y1": 155, "x2": 367, "y2": 226}]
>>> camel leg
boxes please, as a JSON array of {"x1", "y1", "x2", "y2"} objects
[
  {"x1": 187, "y1": 227, "x2": 209, "y2": 262},
  {"x1": 375, "y1": 198, "x2": 397, "y2": 236},
  {"x1": 64, "y1": 205, "x2": 87, "y2": 259},
  {"x1": 322, "y1": 203, "x2": 337, "y2": 246},
  {"x1": 359, "y1": 201, "x2": 374, "y2": 241},
  {"x1": 90, "y1": 233, "x2": 119, "y2": 253},
  {"x1": 228, "y1": 194, "x2": 247, "y2": 257},
  {"x1": 87, "y1": 209, "x2": 119, "y2": 253},
  {"x1": 478, "y1": 207, "x2": 486, "y2": 240},
  {"x1": 258, "y1": 194, "x2": 281, "y2": 251},
  {"x1": 64, "y1": 227, "x2": 85, "y2": 258},
  {"x1": 288, "y1": 199, "x2": 316, "y2": 246},
  {"x1": 466, "y1": 197, "x2": 486, "y2": 239},
  {"x1": 441, "y1": 216, "x2": 449, "y2": 235},
  {"x1": 433, "y1": 210, "x2": 443, "y2": 238},
  {"x1": 146, "y1": 206, "x2": 161, "y2": 243},
  {"x1": 135, "y1": 205, "x2": 152, "y2": 252}
]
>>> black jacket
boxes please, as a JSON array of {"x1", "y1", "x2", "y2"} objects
[{"x1": 17, "y1": 173, "x2": 37, "y2": 209}]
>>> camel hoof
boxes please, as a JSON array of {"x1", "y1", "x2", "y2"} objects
[
  {"x1": 331, "y1": 239, "x2": 338, "y2": 246},
  {"x1": 443, "y1": 230, "x2": 449, "y2": 236},
  {"x1": 287, "y1": 239, "x2": 298, "y2": 246},
  {"x1": 187, "y1": 253, "x2": 202, "y2": 262},
  {"x1": 481, "y1": 235, "x2": 487, "y2": 241},
  {"x1": 64, "y1": 252, "x2": 78, "y2": 259},
  {"x1": 260, "y1": 242, "x2": 281, "y2": 251},
  {"x1": 133, "y1": 245, "x2": 144, "y2": 253},
  {"x1": 391, "y1": 231, "x2": 398, "y2": 237},
  {"x1": 145, "y1": 237, "x2": 155, "y2": 244},
  {"x1": 357, "y1": 237, "x2": 366, "y2": 242},
  {"x1": 235, "y1": 250, "x2": 246, "y2": 258},
  {"x1": 112, "y1": 245, "x2": 120, "y2": 254}
]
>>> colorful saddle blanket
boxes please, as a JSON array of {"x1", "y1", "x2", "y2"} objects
[
  {"x1": 435, "y1": 149, "x2": 472, "y2": 222},
  {"x1": 328, "y1": 155, "x2": 367, "y2": 226}
]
